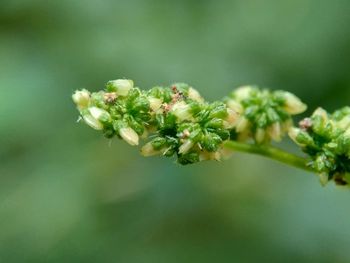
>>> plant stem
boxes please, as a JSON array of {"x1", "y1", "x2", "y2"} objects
[{"x1": 224, "y1": 141, "x2": 314, "y2": 173}]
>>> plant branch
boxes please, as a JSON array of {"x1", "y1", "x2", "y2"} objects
[{"x1": 224, "y1": 141, "x2": 314, "y2": 173}]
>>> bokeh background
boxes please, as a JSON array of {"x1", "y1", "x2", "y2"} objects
[{"x1": 1, "y1": 0, "x2": 350, "y2": 262}]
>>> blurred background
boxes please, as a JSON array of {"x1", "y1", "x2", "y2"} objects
[{"x1": 1, "y1": 0, "x2": 350, "y2": 262}]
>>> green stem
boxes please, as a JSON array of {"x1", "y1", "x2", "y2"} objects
[{"x1": 224, "y1": 141, "x2": 314, "y2": 173}]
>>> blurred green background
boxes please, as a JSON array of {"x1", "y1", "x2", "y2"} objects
[{"x1": 1, "y1": 0, "x2": 350, "y2": 262}]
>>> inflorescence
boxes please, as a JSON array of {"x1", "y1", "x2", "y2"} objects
[{"x1": 73, "y1": 78, "x2": 350, "y2": 186}]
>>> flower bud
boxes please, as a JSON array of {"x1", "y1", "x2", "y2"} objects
[
  {"x1": 223, "y1": 109, "x2": 239, "y2": 129},
  {"x1": 82, "y1": 114, "x2": 104, "y2": 130},
  {"x1": 283, "y1": 92, "x2": 307, "y2": 114},
  {"x1": 89, "y1": 107, "x2": 111, "y2": 122},
  {"x1": 148, "y1": 97, "x2": 163, "y2": 112},
  {"x1": 312, "y1": 107, "x2": 328, "y2": 121},
  {"x1": 141, "y1": 142, "x2": 161, "y2": 156},
  {"x1": 178, "y1": 139, "x2": 194, "y2": 154},
  {"x1": 107, "y1": 79, "x2": 134, "y2": 96},
  {"x1": 119, "y1": 127, "x2": 139, "y2": 146},
  {"x1": 226, "y1": 99, "x2": 243, "y2": 114},
  {"x1": 318, "y1": 173, "x2": 329, "y2": 186},
  {"x1": 234, "y1": 86, "x2": 254, "y2": 101},
  {"x1": 188, "y1": 87, "x2": 204, "y2": 102},
  {"x1": 255, "y1": 128, "x2": 266, "y2": 144},
  {"x1": 171, "y1": 101, "x2": 194, "y2": 122},
  {"x1": 235, "y1": 117, "x2": 250, "y2": 133},
  {"x1": 72, "y1": 89, "x2": 90, "y2": 110},
  {"x1": 288, "y1": 127, "x2": 301, "y2": 144},
  {"x1": 268, "y1": 122, "x2": 282, "y2": 141},
  {"x1": 199, "y1": 151, "x2": 221, "y2": 161},
  {"x1": 336, "y1": 116, "x2": 350, "y2": 130}
]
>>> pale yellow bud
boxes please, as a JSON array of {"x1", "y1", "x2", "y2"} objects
[
  {"x1": 171, "y1": 101, "x2": 193, "y2": 122},
  {"x1": 223, "y1": 109, "x2": 239, "y2": 129},
  {"x1": 199, "y1": 151, "x2": 221, "y2": 161},
  {"x1": 337, "y1": 116, "x2": 350, "y2": 130},
  {"x1": 288, "y1": 127, "x2": 301, "y2": 144},
  {"x1": 109, "y1": 79, "x2": 134, "y2": 96},
  {"x1": 119, "y1": 127, "x2": 139, "y2": 146},
  {"x1": 188, "y1": 87, "x2": 204, "y2": 102},
  {"x1": 318, "y1": 173, "x2": 328, "y2": 186},
  {"x1": 89, "y1": 107, "x2": 111, "y2": 122},
  {"x1": 283, "y1": 92, "x2": 307, "y2": 114},
  {"x1": 72, "y1": 89, "x2": 90, "y2": 110},
  {"x1": 234, "y1": 86, "x2": 254, "y2": 101},
  {"x1": 312, "y1": 107, "x2": 328, "y2": 121},
  {"x1": 148, "y1": 97, "x2": 163, "y2": 112},
  {"x1": 255, "y1": 128, "x2": 266, "y2": 143},
  {"x1": 226, "y1": 100, "x2": 243, "y2": 114},
  {"x1": 82, "y1": 114, "x2": 103, "y2": 130},
  {"x1": 178, "y1": 140, "x2": 194, "y2": 154},
  {"x1": 268, "y1": 122, "x2": 282, "y2": 141},
  {"x1": 236, "y1": 117, "x2": 250, "y2": 132},
  {"x1": 141, "y1": 142, "x2": 161, "y2": 156}
]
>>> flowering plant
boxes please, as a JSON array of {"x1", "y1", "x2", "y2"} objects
[{"x1": 73, "y1": 78, "x2": 350, "y2": 187}]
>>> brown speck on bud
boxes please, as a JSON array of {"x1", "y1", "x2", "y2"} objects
[
  {"x1": 299, "y1": 118, "x2": 312, "y2": 131},
  {"x1": 104, "y1": 92, "x2": 118, "y2": 104}
]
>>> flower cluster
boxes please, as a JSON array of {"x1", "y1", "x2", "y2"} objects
[
  {"x1": 225, "y1": 86, "x2": 307, "y2": 143},
  {"x1": 289, "y1": 107, "x2": 350, "y2": 185},
  {"x1": 72, "y1": 79, "x2": 307, "y2": 165},
  {"x1": 73, "y1": 79, "x2": 237, "y2": 164}
]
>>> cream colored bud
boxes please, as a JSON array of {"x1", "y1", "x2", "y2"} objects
[
  {"x1": 82, "y1": 114, "x2": 103, "y2": 130},
  {"x1": 188, "y1": 87, "x2": 204, "y2": 102},
  {"x1": 226, "y1": 100, "x2": 243, "y2": 114},
  {"x1": 199, "y1": 151, "x2": 221, "y2": 161},
  {"x1": 336, "y1": 116, "x2": 350, "y2": 130},
  {"x1": 318, "y1": 173, "x2": 329, "y2": 186},
  {"x1": 171, "y1": 101, "x2": 193, "y2": 122},
  {"x1": 268, "y1": 122, "x2": 282, "y2": 141},
  {"x1": 119, "y1": 127, "x2": 139, "y2": 146},
  {"x1": 255, "y1": 128, "x2": 266, "y2": 144},
  {"x1": 89, "y1": 107, "x2": 111, "y2": 121},
  {"x1": 109, "y1": 79, "x2": 134, "y2": 96},
  {"x1": 283, "y1": 92, "x2": 307, "y2": 114},
  {"x1": 148, "y1": 97, "x2": 163, "y2": 112},
  {"x1": 141, "y1": 142, "x2": 161, "y2": 156},
  {"x1": 223, "y1": 109, "x2": 239, "y2": 129},
  {"x1": 288, "y1": 127, "x2": 301, "y2": 144},
  {"x1": 312, "y1": 107, "x2": 328, "y2": 121},
  {"x1": 236, "y1": 117, "x2": 250, "y2": 133},
  {"x1": 234, "y1": 86, "x2": 254, "y2": 101},
  {"x1": 72, "y1": 89, "x2": 90, "y2": 110},
  {"x1": 178, "y1": 140, "x2": 194, "y2": 154}
]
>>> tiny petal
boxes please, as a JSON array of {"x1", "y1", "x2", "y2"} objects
[
  {"x1": 223, "y1": 108, "x2": 239, "y2": 129},
  {"x1": 119, "y1": 127, "x2": 139, "y2": 146},
  {"x1": 72, "y1": 89, "x2": 90, "y2": 110},
  {"x1": 283, "y1": 92, "x2": 307, "y2": 114}
]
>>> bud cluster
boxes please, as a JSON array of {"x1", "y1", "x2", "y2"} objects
[
  {"x1": 73, "y1": 80, "x2": 238, "y2": 164},
  {"x1": 73, "y1": 79, "x2": 306, "y2": 165},
  {"x1": 289, "y1": 107, "x2": 350, "y2": 185},
  {"x1": 225, "y1": 86, "x2": 307, "y2": 143}
]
